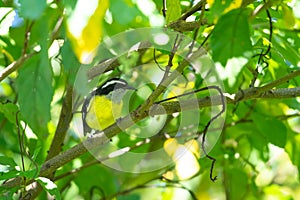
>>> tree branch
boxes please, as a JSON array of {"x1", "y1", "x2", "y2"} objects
[
  {"x1": 0, "y1": 14, "x2": 63, "y2": 83},
  {"x1": 179, "y1": 0, "x2": 206, "y2": 20},
  {"x1": 3, "y1": 86, "x2": 300, "y2": 189},
  {"x1": 87, "y1": 41, "x2": 152, "y2": 80},
  {"x1": 258, "y1": 69, "x2": 300, "y2": 92},
  {"x1": 0, "y1": 53, "x2": 36, "y2": 82},
  {"x1": 2, "y1": 47, "x2": 204, "y2": 190},
  {"x1": 152, "y1": 87, "x2": 300, "y2": 115},
  {"x1": 46, "y1": 86, "x2": 74, "y2": 161},
  {"x1": 167, "y1": 19, "x2": 208, "y2": 32}
]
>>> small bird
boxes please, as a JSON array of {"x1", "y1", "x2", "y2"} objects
[{"x1": 81, "y1": 78, "x2": 136, "y2": 136}]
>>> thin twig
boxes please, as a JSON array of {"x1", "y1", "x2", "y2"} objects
[
  {"x1": 16, "y1": 111, "x2": 26, "y2": 192},
  {"x1": 22, "y1": 21, "x2": 34, "y2": 56},
  {"x1": 49, "y1": 16, "x2": 64, "y2": 45},
  {"x1": 153, "y1": 48, "x2": 165, "y2": 72},
  {"x1": 187, "y1": 2, "x2": 205, "y2": 55},
  {"x1": 162, "y1": 0, "x2": 166, "y2": 18},
  {"x1": 258, "y1": 69, "x2": 300, "y2": 92},
  {"x1": 250, "y1": 3, "x2": 273, "y2": 87},
  {"x1": 0, "y1": 53, "x2": 36, "y2": 82},
  {"x1": 179, "y1": 0, "x2": 206, "y2": 20},
  {"x1": 164, "y1": 33, "x2": 181, "y2": 79}
]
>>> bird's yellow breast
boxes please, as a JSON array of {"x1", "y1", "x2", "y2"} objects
[{"x1": 85, "y1": 95, "x2": 123, "y2": 130}]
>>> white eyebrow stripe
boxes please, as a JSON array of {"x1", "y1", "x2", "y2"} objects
[{"x1": 101, "y1": 80, "x2": 126, "y2": 89}]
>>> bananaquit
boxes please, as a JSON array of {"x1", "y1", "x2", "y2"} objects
[{"x1": 81, "y1": 78, "x2": 135, "y2": 136}]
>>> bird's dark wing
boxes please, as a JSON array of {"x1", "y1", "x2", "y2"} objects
[{"x1": 81, "y1": 95, "x2": 92, "y2": 136}]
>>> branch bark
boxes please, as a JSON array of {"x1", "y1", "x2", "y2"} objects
[
  {"x1": 0, "y1": 53, "x2": 36, "y2": 82},
  {"x1": 2, "y1": 86, "x2": 300, "y2": 189},
  {"x1": 46, "y1": 86, "x2": 74, "y2": 161}
]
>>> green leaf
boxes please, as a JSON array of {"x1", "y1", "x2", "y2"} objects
[
  {"x1": 0, "y1": 103, "x2": 19, "y2": 124},
  {"x1": 272, "y1": 35, "x2": 300, "y2": 67},
  {"x1": 19, "y1": 168, "x2": 39, "y2": 179},
  {"x1": 210, "y1": 9, "x2": 252, "y2": 66},
  {"x1": 110, "y1": 0, "x2": 140, "y2": 25},
  {"x1": 74, "y1": 165, "x2": 117, "y2": 197},
  {"x1": 61, "y1": 40, "x2": 81, "y2": 84},
  {"x1": 225, "y1": 167, "x2": 248, "y2": 200},
  {"x1": 16, "y1": 55, "x2": 53, "y2": 136},
  {"x1": 286, "y1": 134, "x2": 300, "y2": 182},
  {"x1": 118, "y1": 194, "x2": 140, "y2": 200},
  {"x1": 207, "y1": 0, "x2": 234, "y2": 22},
  {"x1": 166, "y1": 0, "x2": 181, "y2": 23},
  {"x1": 18, "y1": 0, "x2": 47, "y2": 20},
  {"x1": 36, "y1": 177, "x2": 61, "y2": 200},
  {"x1": 252, "y1": 113, "x2": 287, "y2": 148},
  {"x1": 0, "y1": 170, "x2": 19, "y2": 180},
  {"x1": 0, "y1": 156, "x2": 17, "y2": 167}
]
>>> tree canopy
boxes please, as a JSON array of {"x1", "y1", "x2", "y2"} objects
[{"x1": 0, "y1": 0, "x2": 300, "y2": 199}]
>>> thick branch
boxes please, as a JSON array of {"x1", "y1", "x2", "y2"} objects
[
  {"x1": 46, "y1": 86, "x2": 74, "y2": 161},
  {"x1": 2, "y1": 46, "x2": 204, "y2": 190},
  {"x1": 258, "y1": 69, "x2": 300, "y2": 92},
  {"x1": 152, "y1": 87, "x2": 300, "y2": 115},
  {"x1": 3, "y1": 86, "x2": 300, "y2": 189}
]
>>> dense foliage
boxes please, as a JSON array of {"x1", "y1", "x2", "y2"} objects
[{"x1": 0, "y1": 0, "x2": 300, "y2": 199}]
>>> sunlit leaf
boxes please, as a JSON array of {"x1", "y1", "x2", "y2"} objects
[
  {"x1": 208, "y1": 0, "x2": 242, "y2": 14},
  {"x1": 166, "y1": 0, "x2": 181, "y2": 23},
  {"x1": 224, "y1": 0, "x2": 242, "y2": 13},
  {"x1": 281, "y1": 4, "x2": 295, "y2": 28},
  {"x1": 163, "y1": 139, "x2": 200, "y2": 180},
  {"x1": 272, "y1": 35, "x2": 300, "y2": 67},
  {"x1": 174, "y1": 146, "x2": 200, "y2": 180},
  {"x1": 184, "y1": 139, "x2": 200, "y2": 159},
  {"x1": 36, "y1": 177, "x2": 61, "y2": 200},
  {"x1": 164, "y1": 138, "x2": 179, "y2": 156},
  {"x1": 67, "y1": 0, "x2": 109, "y2": 63}
]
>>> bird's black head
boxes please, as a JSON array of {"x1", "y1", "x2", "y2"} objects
[{"x1": 95, "y1": 78, "x2": 135, "y2": 95}]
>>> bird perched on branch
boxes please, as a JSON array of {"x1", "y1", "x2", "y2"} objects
[{"x1": 81, "y1": 78, "x2": 136, "y2": 136}]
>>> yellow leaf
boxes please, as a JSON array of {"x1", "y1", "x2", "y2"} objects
[
  {"x1": 207, "y1": 0, "x2": 214, "y2": 7},
  {"x1": 164, "y1": 139, "x2": 201, "y2": 180},
  {"x1": 163, "y1": 170, "x2": 175, "y2": 180},
  {"x1": 166, "y1": 0, "x2": 182, "y2": 23},
  {"x1": 224, "y1": 0, "x2": 242, "y2": 13},
  {"x1": 184, "y1": 139, "x2": 200, "y2": 159},
  {"x1": 282, "y1": 5, "x2": 295, "y2": 28},
  {"x1": 67, "y1": 0, "x2": 109, "y2": 63},
  {"x1": 164, "y1": 138, "x2": 179, "y2": 156},
  {"x1": 166, "y1": 82, "x2": 195, "y2": 100},
  {"x1": 173, "y1": 145, "x2": 200, "y2": 180}
]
